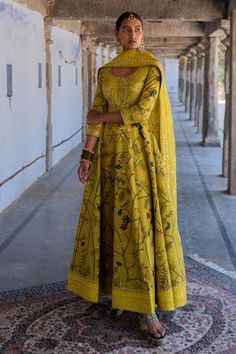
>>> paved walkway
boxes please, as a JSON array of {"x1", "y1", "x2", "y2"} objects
[{"x1": 0, "y1": 102, "x2": 236, "y2": 293}]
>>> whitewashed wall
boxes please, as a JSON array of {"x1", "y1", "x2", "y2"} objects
[
  {"x1": 0, "y1": 0, "x2": 83, "y2": 213},
  {"x1": 0, "y1": 0, "x2": 47, "y2": 213},
  {"x1": 51, "y1": 27, "x2": 82, "y2": 165}
]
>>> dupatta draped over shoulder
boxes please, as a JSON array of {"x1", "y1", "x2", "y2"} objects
[{"x1": 67, "y1": 49, "x2": 187, "y2": 313}]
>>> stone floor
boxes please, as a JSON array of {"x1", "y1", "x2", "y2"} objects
[{"x1": 0, "y1": 101, "x2": 236, "y2": 293}]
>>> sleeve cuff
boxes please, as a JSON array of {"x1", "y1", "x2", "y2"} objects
[{"x1": 86, "y1": 124, "x2": 103, "y2": 138}]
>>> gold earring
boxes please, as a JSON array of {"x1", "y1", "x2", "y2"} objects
[{"x1": 139, "y1": 38, "x2": 145, "y2": 52}]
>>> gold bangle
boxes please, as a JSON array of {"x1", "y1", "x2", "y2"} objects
[
  {"x1": 81, "y1": 150, "x2": 94, "y2": 161},
  {"x1": 80, "y1": 159, "x2": 91, "y2": 166},
  {"x1": 83, "y1": 148, "x2": 94, "y2": 154}
]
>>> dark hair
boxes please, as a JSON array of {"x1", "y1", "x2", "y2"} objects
[{"x1": 115, "y1": 12, "x2": 143, "y2": 31}]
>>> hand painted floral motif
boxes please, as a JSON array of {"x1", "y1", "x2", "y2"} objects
[{"x1": 67, "y1": 50, "x2": 187, "y2": 315}]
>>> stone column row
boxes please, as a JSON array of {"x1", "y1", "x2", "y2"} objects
[
  {"x1": 179, "y1": 38, "x2": 221, "y2": 146},
  {"x1": 178, "y1": 17, "x2": 236, "y2": 194}
]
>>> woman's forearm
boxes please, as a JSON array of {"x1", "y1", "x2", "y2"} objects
[
  {"x1": 87, "y1": 110, "x2": 124, "y2": 124},
  {"x1": 84, "y1": 135, "x2": 99, "y2": 152},
  {"x1": 100, "y1": 111, "x2": 124, "y2": 124}
]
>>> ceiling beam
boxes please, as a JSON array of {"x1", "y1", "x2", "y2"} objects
[
  {"x1": 53, "y1": 0, "x2": 226, "y2": 21},
  {"x1": 82, "y1": 20, "x2": 205, "y2": 38}
]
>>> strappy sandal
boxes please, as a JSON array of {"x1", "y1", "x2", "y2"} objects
[
  {"x1": 105, "y1": 302, "x2": 123, "y2": 317},
  {"x1": 138, "y1": 313, "x2": 166, "y2": 344}
]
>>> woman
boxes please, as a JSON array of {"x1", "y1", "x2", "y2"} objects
[{"x1": 67, "y1": 11, "x2": 187, "y2": 342}]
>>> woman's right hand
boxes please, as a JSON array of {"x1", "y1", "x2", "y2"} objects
[{"x1": 77, "y1": 160, "x2": 91, "y2": 184}]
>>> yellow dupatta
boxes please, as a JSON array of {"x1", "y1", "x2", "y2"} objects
[{"x1": 103, "y1": 49, "x2": 178, "y2": 218}]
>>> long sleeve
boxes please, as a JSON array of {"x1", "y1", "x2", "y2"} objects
[
  {"x1": 120, "y1": 66, "x2": 161, "y2": 126},
  {"x1": 86, "y1": 69, "x2": 107, "y2": 138}
]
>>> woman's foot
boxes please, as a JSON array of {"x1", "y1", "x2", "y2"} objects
[
  {"x1": 138, "y1": 313, "x2": 166, "y2": 343},
  {"x1": 105, "y1": 302, "x2": 123, "y2": 317}
]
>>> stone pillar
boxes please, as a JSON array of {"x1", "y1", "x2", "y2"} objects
[
  {"x1": 180, "y1": 57, "x2": 187, "y2": 107},
  {"x1": 107, "y1": 45, "x2": 113, "y2": 61},
  {"x1": 91, "y1": 46, "x2": 98, "y2": 100},
  {"x1": 228, "y1": 10, "x2": 236, "y2": 194},
  {"x1": 222, "y1": 36, "x2": 230, "y2": 177},
  {"x1": 87, "y1": 50, "x2": 93, "y2": 110},
  {"x1": 178, "y1": 60, "x2": 184, "y2": 103},
  {"x1": 101, "y1": 45, "x2": 107, "y2": 65},
  {"x1": 185, "y1": 54, "x2": 191, "y2": 113},
  {"x1": 189, "y1": 49, "x2": 198, "y2": 122},
  {"x1": 195, "y1": 52, "x2": 200, "y2": 126},
  {"x1": 108, "y1": 45, "x2": 116, "y2": 61},
  {"x1": 195, "y1": 44, "x2": 206, "y2": 134},
  {"x1": 44, "y1": 16, "x2": 53, "y2": 172},
  {"x1": 179, "y1": 57, "x2": 187, "y2": 105},
  {"x1": 202, "y1": 36, "x2": 221, "y2": 146},
  {"x1": 81, "y1": 36, "x2": 91, "y2": 141}
]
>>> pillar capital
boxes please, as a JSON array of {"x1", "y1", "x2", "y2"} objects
[
  {"x1": 186, "y1": 52, "x2": 193, "y2": 60},
  {"x1": 196, "y1": 44, "x2": 207, "y2": 57},
  {"x1": 221, "y1": 35, "x2": 230, "y2": 48},
  {"x1": 197, "y1": 40, "x2": 208, "y2": 49},
  {"x1": 190, "y1": 47, "x2": 198, "y2": 57},
  {"x1": 81, "y1": 35, "x2": 97, "y2": 54},
  {"x1": 220, "y1": 19, "x2": 230, "y2": 37},
  {"x1": 179, "y1": 55, "x2": 188, "y2": 63}
]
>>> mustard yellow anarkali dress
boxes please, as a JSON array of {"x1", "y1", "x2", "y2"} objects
[{"x1": 67, "y1": 49, "x2": 187, "y2": 314}]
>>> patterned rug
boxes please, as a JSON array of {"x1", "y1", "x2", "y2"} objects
[{"x1": 0, "y1": 257, "x2": 236, "y2": 354}]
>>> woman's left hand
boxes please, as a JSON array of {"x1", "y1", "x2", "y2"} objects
[{"x1": 87, "y1": 110, "x2": 101, "y2": 124}]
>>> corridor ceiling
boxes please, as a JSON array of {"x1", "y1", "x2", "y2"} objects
[{"x1": 18, "y1": 0, "x2": 233, "y2": 57}]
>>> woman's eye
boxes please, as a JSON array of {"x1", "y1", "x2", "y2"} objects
[{"x1": 121, "y1": 27, "x2": 142, "y2": 33}]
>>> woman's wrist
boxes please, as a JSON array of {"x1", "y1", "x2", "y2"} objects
[
  {"x1": 79, "y1": 158, "x2": 91, "y2": 166},
  {"x1": 83, "y1": 147, "x2": 94, "y2": 154},
  {"x1": 79, "y1": 148, "x2": 94, "y2": 167}
]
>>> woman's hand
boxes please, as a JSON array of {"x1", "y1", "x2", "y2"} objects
[
  {"x1": 77, "y1": 160, "x2": 91, "y2": 184},
  {"x1": 87, "y1": 110, "x2": 101, "y2": 124}
]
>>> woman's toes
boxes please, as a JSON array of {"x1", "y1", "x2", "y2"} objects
[{"x1": 157, "y1": 323, "x2": 166, "y2": 337}]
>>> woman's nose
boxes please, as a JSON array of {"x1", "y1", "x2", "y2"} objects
[{"x1": 129, "y1": 30, "x2": 135, "y2": 38}]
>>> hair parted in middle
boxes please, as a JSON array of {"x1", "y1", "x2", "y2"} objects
[{"x1": 115, "y1": 12, "x2": 143, "y2": 31}]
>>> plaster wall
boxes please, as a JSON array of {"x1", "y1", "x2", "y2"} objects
[
  {"x1": 51, "y1": 27, "x2": 83, "y2": 165},
  {"x1": 0, "y1": 0, "x2": 46, "y2": 212}
]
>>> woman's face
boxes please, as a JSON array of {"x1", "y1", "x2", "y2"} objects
[{"x1": 116, "y1": 17, "x2": 144, "y2": 51}]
